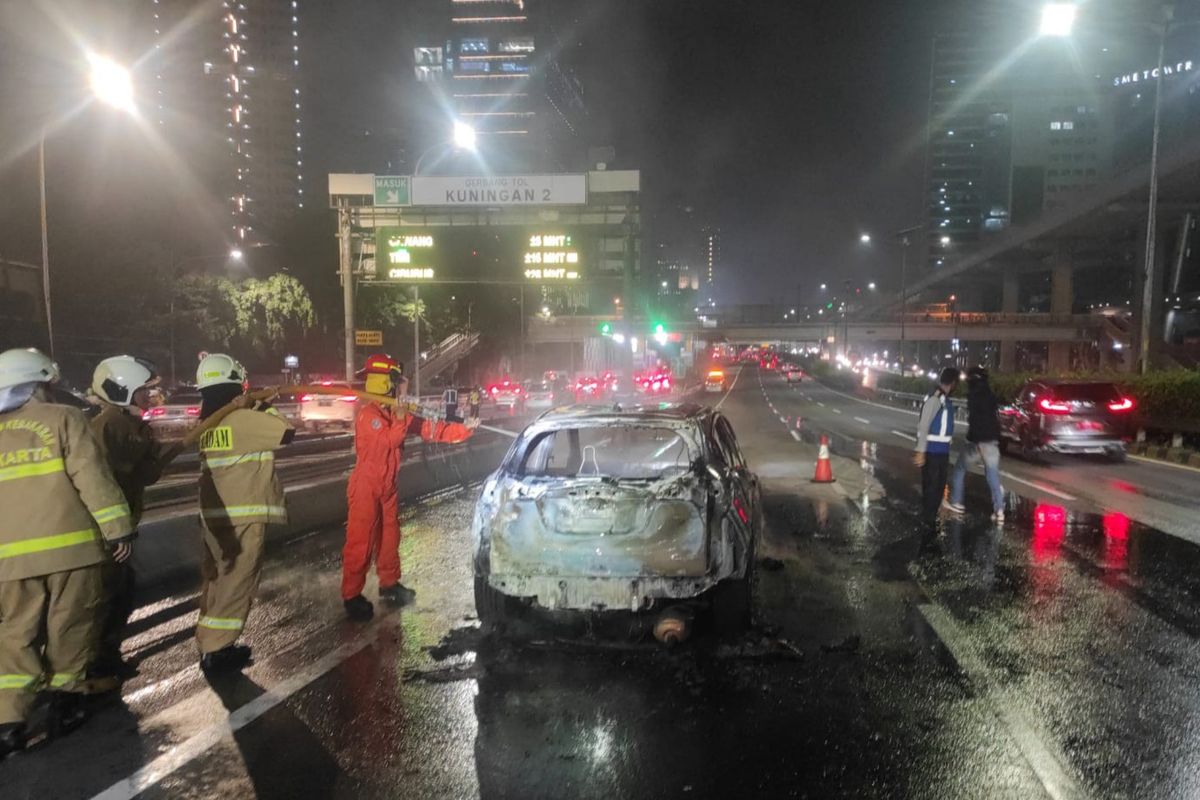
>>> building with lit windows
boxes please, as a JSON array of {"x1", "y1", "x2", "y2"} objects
[
  {"x1": 414, "y1": 0, "x2": 586, "y2": 172},
  {"x1": 141, "y1": 0, "x2": 305, "y2": 241}
]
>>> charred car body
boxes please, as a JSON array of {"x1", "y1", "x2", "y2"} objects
[{"x1": 472, "y1": 403, "x2": 760, "y2": 634}]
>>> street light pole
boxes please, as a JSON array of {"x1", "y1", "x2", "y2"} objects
[
  {"x1": 1138, "y1": 8, "x2": 1172, "y2": 374},
  {"x1": 38, "y1": 130, "x2": 53, "y2": 358},
  {"x1": 338, "y1": 202, "x2": 355, "y2": 382}
]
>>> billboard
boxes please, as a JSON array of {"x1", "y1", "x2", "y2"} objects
[
  {"x1": 373, "y1": 228, "x2": 587, "y2": 283},
  {"x1": 410, "y1": 174, "x2": 586, "y2": 207}
]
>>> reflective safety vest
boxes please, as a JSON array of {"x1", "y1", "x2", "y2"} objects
[
  {"x1": 198, "y1": 407, "x2": 293, "y2": 527},
  {"x1": 0, "y1": 399, "x2": 134, "y2": 581},
  {"x1": 926, "y1": 392, "x2": 955, "y2": 455}
]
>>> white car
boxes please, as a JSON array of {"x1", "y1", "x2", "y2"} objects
[{"x1": 299, "y1": 382, "x2": 359, "y2": 432}]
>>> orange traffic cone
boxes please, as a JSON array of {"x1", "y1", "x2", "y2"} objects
[{"x1": 812, "y1": 434, "x2": 836, "y2": 483}]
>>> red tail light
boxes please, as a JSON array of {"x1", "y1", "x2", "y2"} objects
[
  {"x1": 514, "y1": 387, "x2": 522, "y2": 394},
  {"x1": 1108, "y1": 397, "x2": 1134, "y2": 412},
  {"x1": 489, "y1": 386, "x2": 499, "y2": 394},
  {"x1": 1038, "y1": 398, "x2": 1071, "y2": 414},
  {"x1": 143, "y1": 407, "x2": 168, "y2": 420},
  {"x1": 662, "y1": 377, "x2": 671, "y2": 388},
  {"x1": 186, "y1": 407, "x2": 200, "y2": 417}
]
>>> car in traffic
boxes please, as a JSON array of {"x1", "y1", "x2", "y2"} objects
[
  {"x1": 299, "y1": 382, "x2": 360, "y2": 432},
  {"x1": 526, "y1": 376, "x2": 571, "y2": 411},
  {"x1": 573, "y1": 375, "x2": 607, "y2": 402},
  {"x1": 636, "y1": 370, "x2": 673, "y2": 395},
  {"x1": 784, "y1": 367, "x2": 804, "y2": 383},
  {"x1": 489, "y1": 378, "x2": 525, "y2": 412},
  {"x1": 142, "y1": 391, "x2": 202, "y2": 438},
  {"x1": 471, "y1": 403, "x2": 761, "y2": 637},
  {"x1": 704, "y1": 368, "x2": 727, "y2": 393},
  {"x1": 999, "y1": 380, "x2": 1135, "y2": 462}
]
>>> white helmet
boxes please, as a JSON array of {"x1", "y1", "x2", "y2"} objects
[
  {"x1": 196, "y1": 353, "x2": 246, "y2": 389},
  {"x1": 0, "y1": 348, "x2": 60, "y2": 391},
  {"x1": 92, "y1": 355, "x2": 159, "y2": 406}
]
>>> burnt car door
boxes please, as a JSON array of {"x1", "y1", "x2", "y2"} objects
[{"x1": 709, "y1": 414, "x2": 758, "y2": 566}]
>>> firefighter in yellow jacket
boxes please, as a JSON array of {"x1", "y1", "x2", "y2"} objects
[
  {"x1": 194, "y1": 353, "x2": 293, "y2": 673},
  {"x1": 87, "y1": 355, "x2": 167, "y2": 688},
  {"x1": 0, "y1": 348, "x2": 135, "y2": 759}
]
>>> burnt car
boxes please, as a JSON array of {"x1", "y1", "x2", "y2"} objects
[
  {"x1": 472, "y1": 403, "x2": 760, "y2": 635},
  {"x1": 999, "y1": 380, "x2": 1135, "y2": 462}
]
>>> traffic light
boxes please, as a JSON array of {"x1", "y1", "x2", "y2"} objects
[
  {"x1": 653, "y1": 322, "x2": 666, "y2": 335},
  {"x1": 598, "y1": 321, "x2": 613, "y2": 336},
  {"x1": 826, "y1": 302, "x2": 834, "y2": 309}
]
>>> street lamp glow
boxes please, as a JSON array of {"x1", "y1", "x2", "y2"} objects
[
  {"x1": 87, "y1": 53, "x2": 134, "y2": 112},
  {"x1": 859, "y1": 233, "x2": 871, "y2": 244},
  {"x1": 1039, "y1": 3, "x2": 1077, "y2": 37},
  {"x1": 820, "y1": 283, "x2": 827, "y2": 290},
  {"x1": 868, "y1": 282, "x2": 876, "y2": 290},
  {"x1": 229, "y1": 248, "x2": 244, "y2": 260},
  {"x1": 940, "y1": 235, "x2": 951, "y2": 246},
  {"x1": 453, "y1": 121, "x2": 476, "y2": 150}
]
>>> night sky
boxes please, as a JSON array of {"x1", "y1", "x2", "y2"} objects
[
  {"x1": 303, "y1": 0, "x2": 938, "y2": 307},
  {"x1": 0, "y1": 1, "x2": 940, "y2": 308}
]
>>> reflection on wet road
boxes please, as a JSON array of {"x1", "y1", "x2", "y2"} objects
[{"x1": 5, "y1": 365, "x2": 1200, "y2": 799}]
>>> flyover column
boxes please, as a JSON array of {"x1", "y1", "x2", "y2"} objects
[
  {"x1": 1048, "y1": 254, "x2": 1073, "y2": 372},
  {"x1": 999, "y1": 264, "x2": 1020, "y2": 373}
]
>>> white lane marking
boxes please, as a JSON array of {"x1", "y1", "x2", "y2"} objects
[
  {"x1": 779, "y1": 416, "x2": 787, "y2": 424},
  {"x1": 854, "y1": 417, "x2": 870, "y2": 425},
  {"x1": 1129, "y1": 454, "x2": 1200, "y2": 474},
  {"x1": 918, "y1": 604, "x2": 1084, "y2": 800},
  {"x1": 790, "y1": 430, "x2": 801, "y2": 442},
  {"x1": 832, "y1": 408, "x2": 842, "y2": 415},
  {"x1": 999, "y1": 470, "x2": 1077, "y2": 502},
  {"x1": 812, "y1": 381, "x2": 972, "y2": 429},
  {"x1": 714, "y1": 366, "x2": 742, "y2": 410},
  {"x1": 817, "y1": 402, "x2": 825, "y2": 407},
  {"x1": 91, "y1": 632, "x2": 381, "y2": 800},
  {"x1": 891, "y1": 430, "x2": 917, "y2": 442}
]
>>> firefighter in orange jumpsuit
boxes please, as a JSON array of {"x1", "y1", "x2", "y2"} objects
[{"x1": 342, "y1": 354, "x2": 477, "y2": 621}]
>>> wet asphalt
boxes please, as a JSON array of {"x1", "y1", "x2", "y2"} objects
[{"x1": 5, "y1": 365, "x2": 1200, "y2": 798}]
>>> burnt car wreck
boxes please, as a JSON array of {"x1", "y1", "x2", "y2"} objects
[{"x1": 472, "y1": 403, "x2": 761, "y2": 639}]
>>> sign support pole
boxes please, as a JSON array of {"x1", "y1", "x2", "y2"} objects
[
  {"x1": 413, "y1": 285, "x2": 421, "y2": 397},
  {"x1": 338, "y1": 201, "x2": 355, "y2": 382}
]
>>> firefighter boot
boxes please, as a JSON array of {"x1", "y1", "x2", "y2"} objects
[
  {"x1": 47, "y1": 692, "x2": 88, "y2": 738},
  {"x1": 200, "y1": 644, "x2": 253, "y2": 674},
  {"x1": 0, "y1": 723, "x2": 25, "y2": 760}
]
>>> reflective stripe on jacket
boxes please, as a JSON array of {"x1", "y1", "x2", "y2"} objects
[
  {"x1": 198, "y1": 407, "x2": 292, "y2": 527},
  {"x1": 0, "y1": 399, "x2": 134, "y2": 581},
  {"x1": 91, "y1": 403, "x2": 165, "y2": 525}
]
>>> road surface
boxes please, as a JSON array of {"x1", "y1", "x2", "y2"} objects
[{"x1": 5, "y1": 365, "x2": 1200, "y2": 799}]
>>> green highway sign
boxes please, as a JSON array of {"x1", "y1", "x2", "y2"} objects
[{"x1": 373, "y1": 175, "x2": 411, "y2": 207}]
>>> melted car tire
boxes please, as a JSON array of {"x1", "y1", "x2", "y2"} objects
[{"x1": 474, "y1": 575, "x2": 510, "y2": 629}]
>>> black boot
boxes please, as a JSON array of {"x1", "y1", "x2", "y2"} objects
[
  {"x1": 0, "y1": 723, "x2": 25, "y2": 760},
  {"x1": 47, "y1": 692, "x2": 87, "y2": 738},
  {"x1": 200, "y1": 644, "x2": 253, "y2": 673},
  {"x1": 344, "y1": 594, "x2": 374, "y2": 621},
  {"x1": 378, "y1": 583, "x2": 416, "y2": 607}
]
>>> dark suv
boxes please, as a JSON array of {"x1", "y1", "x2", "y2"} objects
[{"x1": 999, "y1": 380, "x2": 1135, "y2": 462}]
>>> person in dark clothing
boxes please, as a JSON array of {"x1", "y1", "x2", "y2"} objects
[
  {"x1": 914, "y1": 367, "x2": 960, "y2": 522},
  {"x1": 945, "y1": 366, "x2": 1006, "y2": 520}
]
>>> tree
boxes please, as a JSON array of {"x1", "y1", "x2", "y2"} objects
[{"x1": 228, "y1": 273, "x2": 316, "y2": 359}]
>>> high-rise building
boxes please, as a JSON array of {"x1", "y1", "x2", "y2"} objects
[
  {"x1": 414, "y1": 0, "x2": 586, "y2": 172},
  {"x1": 702, "y1": 226, "x2": 720, "y2": 305},
  {"x1": 142, "y1": 0, "x2": 305, "y2": 241},
  {"x1": 924, "y1": 9, "x2": 1121, "y2": 270}
]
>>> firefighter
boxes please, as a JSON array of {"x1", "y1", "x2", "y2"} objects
[
  {"x1": 86, "y1": 355, "x2": 167, "y2": 690},
  {"x1": 0, "y1": 348, "x2": 135, "y2": 758},
  {"x1": 194, "y1": 353, "x2": 293, "y2": 672},
  {"x1": 342, "y1": 354, "x2": 478, "y2": 621}
]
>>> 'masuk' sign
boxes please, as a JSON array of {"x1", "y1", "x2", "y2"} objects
[{"x1": 410, "y1": 175, "x2": 587, "y2": 207}]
